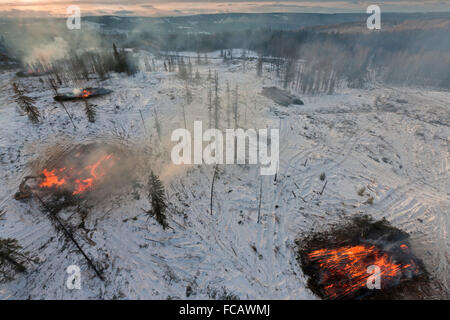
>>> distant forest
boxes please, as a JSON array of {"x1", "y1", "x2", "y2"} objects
[
  {"x1": 133, "y1": 27, "x2": 449, "y2": 89},
  {"x1": 1, "y1": 16, "x2": 449, "y2": 90}
]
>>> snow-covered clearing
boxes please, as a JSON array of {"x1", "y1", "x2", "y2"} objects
[{"x1": 0, "y1": 53, "x2": 448, "y2": 299}]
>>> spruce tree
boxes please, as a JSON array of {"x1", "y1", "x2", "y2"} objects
[
  {"x1": 241, "y1": 50, "x2": 247, "y2": 73},
  {"x1": 257, "y1": 57, "x2": 263, "y2": 77},
  {"x1": 195, "y1": 69, "x2": 201, "y2": 82},
  {"x1": 84, "y1": 100, "x2": 96, "y2": 123},
  {"x1": 147, "y1": 172, "x2": 168, "y2": 229},
  {"x1": 0, "y1": 238, "x2": 28, "y2": 283},
  {"x1": 12, "y1": 82, "x2": 40, "y2": 124},
  {"x1": 178, "y1": 57, "x2": 187, "y2": 79},
  {"x1": 185, "y1": 82, "x2": 193, "y2": 105},
  {"x1": 187, "y1": 58, "x2": 193, "y2": 79}
]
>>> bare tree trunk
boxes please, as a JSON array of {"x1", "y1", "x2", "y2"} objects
[
  {"x1": 59, "y1": 101, "x2": 77, "y2": 130},
  {"x1": 257, "y1": 179, "x2": 262, "y2": 224},
  {"x1": 139, "y1": 110, "x2": 147, "y2": 134},
  {"x1": 154, "y1": 109, "x2": 161, "y2": 141},
  {"x1": 33, "y1": 193, "x2": 104, "y2": 281},
  {"x1": 210, "y1": 166, "x2": 218, "y2": 215}
]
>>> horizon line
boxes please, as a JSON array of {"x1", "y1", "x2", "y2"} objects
[{"x1": 1, "y1": 10, "x2": 450, "y2": 19}]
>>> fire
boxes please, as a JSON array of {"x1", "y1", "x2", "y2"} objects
[
  {"x1": 307, "y1": 244, "x2": 418, "y2": 299},
  {"x1": 27, "y1": 69, "x2": 41, "y2": 73},
  {"x1": 39, "y1": 168, "x2": 66, "y2": 188},
  {"x1": 73, "y1": 178, "x2": 93, "y2": 195},
  {"x1": 81, "y1": 89, "x2": 93, "y2": 98},
  {"x1": 38, "y1": 154, "x2": 115, "y2": 195}
]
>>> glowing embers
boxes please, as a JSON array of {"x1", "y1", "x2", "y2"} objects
[
  {"x1": 298, "y1": 216, "x2": 426, "y2": 300},
  {"x1": 37, "y1": 147, "x2": 117, "y2": 196},
  {"x1": 305, "y1": 243, "x2": 420, "y2": 299},
  {"x1": 80, "y1": 89, "x2": 94, "y2": 98}
]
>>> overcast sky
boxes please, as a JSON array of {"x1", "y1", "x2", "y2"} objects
[{"x1": 1, "y1": 1, "x2": 449, "y2": 17}]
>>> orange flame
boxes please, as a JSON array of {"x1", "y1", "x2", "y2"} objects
[
  {"x1": 81, "y1": 89, "x2": 93, "y2": 98},
  {"x1": 38, "y1": 154, "x2": 115, "y2": 195},
  {"x1": 39, "y1": 168, "x2": 66, "y2": 188},
  {"x1": 27, "y1": 69, "x2": 41, "y2": 74},
  {"x1": 307, "y1": 244, "x2": 417, "y2": 299}
]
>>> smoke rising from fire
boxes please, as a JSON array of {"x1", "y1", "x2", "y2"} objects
[
  {"x1": 24, "y1": 37, "x2": 69, "y2": 67},
  {"x1": 1, "y1": 18, "x2": 105, "y2": 68}
]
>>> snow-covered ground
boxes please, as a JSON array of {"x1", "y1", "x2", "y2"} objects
[{"x1": 0, "y1": 53, "x2": 448, "y2": 299}]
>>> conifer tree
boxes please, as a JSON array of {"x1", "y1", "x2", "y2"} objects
[
  {"x1": 195, "y1": 69, "x2": 201, "y2": 82},
  {"x1": 83, "y1": 100, "x2": 96, "y2": 123},
  {"x1": 12, "y1": 82, "x2": 40, "y2": 124},
  {"x1": 187, "y1": 58, "x2": 193, "y2": 79},
  {"x1": 241, "y1": 50, "x2": 247, "y2": 73},
  {"x1": 144, "y1": 57, "x2": 151, "y2": 72},
  {"x1": 0, "y1": 238, "x2": 28, "y2": 283},
  {"x1": 147, "y1": 172, "x2": 168, "y2": 229},
  {"x1": 178, "y1": 57, "x2": 187, "y2": 79},
  {"x1": 257, "y1": 57, "x2": 263, "y2": 77},
  {"x1": 185, "y1": 81, "x2": 193, "y2": 105},
  {"x1": 284, "y1": 59, "x2": 296, "y2": 90}
]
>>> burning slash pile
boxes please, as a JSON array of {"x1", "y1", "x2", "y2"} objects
[
  {"x1": 297, "y1": 216, "x2": 428, "y2": 300},
  {"x1": 15, "y1": 143, "x2": 132, "y2": 206},
  {"x1": 54, "y1": 87, "x2": 112, "y2": 101},
  {"x1": 12, "y1": 142, "x2": 136, "y2": 281},
  {"x1": 16, "y1": 69, "x2": 50, "y2": 77}
]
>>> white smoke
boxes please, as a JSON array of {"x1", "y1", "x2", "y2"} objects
[{"x1": 24, "y1": 37, "x2": 69, "y2": 67}]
